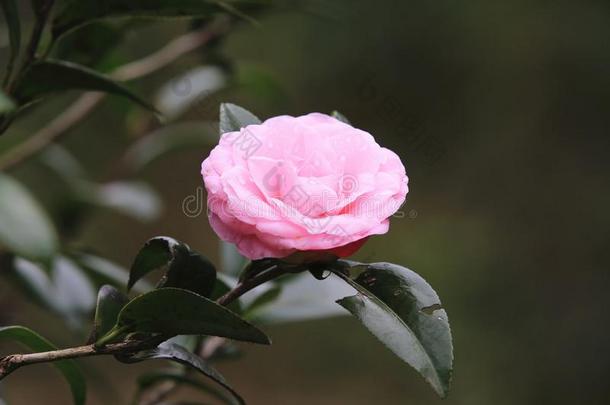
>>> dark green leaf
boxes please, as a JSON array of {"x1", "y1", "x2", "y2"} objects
[
  {"x1": 100, "y1": 287, "x2": 270, "y2": 345},
  {"x1": 0, "y1": 91, "x2": 16, "y2": 113},
  {"x1": 87, "y1": 285, "x2": 129, "y2": 344},
  {"x1": 128, "y1": 237, "x2": 216, "y2": 297},
  {"x1": 0, "y1": 173, "x2": 59, "y2": 261},
  {"x1": 158, "y1": 252, "x2": 217, "y2": 299},
  {"x1": 331, "y1": 110, "x2": 350, "y2": 124},
  {"x1": 0, "y1": 326, "x2": 86, "y2": 405},
  {"x1": 0, "y1": 0, "x2": 19, "y2": 77},
  {"x1": 128, "y1": 237, "x2": 186, "y2": 291},
  {"x1": 14, "y1": 60, "x2": 160, "y2": 116},
  {"x1": 219, "y1": 102, "x2": 261, "y2": 134},
  {"x1": 120, "y1": 342, "x2": 243, "y2": 405},
  {"x1": 137, "y1": 369, "x2": 235, "y2": 405},
  {"x1": 335, "y1": 262, "x2": 453, "y2": 397}
]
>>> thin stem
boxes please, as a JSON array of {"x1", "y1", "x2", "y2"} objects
[
  {"x1": 0, "y1": 262, "x2": 288, "y2": 389},
  {"x1": 217, "y1": 264, "x2": 285, "y2": 306},
  {"x1": 0, "y1": 338, "x2": 159, "y2": 380}
]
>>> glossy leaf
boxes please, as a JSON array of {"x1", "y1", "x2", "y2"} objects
[
  {"x1": 219, "y1": 102, "x2": 261, "y2": 134},
  {"x1": 137, "y1": 369, "x2": 235, "y2": 405},
  {"x1": 331, "y1": 110, "x2": 350, "y2": 124},
  {"x1": 335, "y1": 262, "x2": 453, "y2": 397},
  {"x1": 157, "y1": 252, "x2": 217, "y2": 298},
  {"x1": 87, "y1": 285, "x2": 129, "y2": 343},
  {"x1": 0, "y1": 0, "x2": 20, "y2": 77},
  {"x1": 101, "y1": 287, "x2": 270, "y2": 345},
  {"x1": 0, "y1": 326, "x2": 86, "y2": 405},
  {"x1": 120, "y1": 342, "x2": 243, "y2": 405},
  {"x1": 0, "y1": 173, "x2": 59, "y2": 261},
  {"x1": 128, "y1": 237, "x2": 216, "y2": 297},
  {"x1": 128, "y1": 236, "x2": 187, "y2": 291},
  {"x1": 14, "y1": 60, "x2": 160, "y2": 115}
]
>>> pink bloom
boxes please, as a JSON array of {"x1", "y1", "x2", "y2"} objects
[{"x1": 201, "y1": 113, "x2": 408, "y2": 260}]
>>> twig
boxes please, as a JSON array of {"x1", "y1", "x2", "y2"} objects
[
  {"x1": 0, "y1": 338, "x2": 161, "y2": 380},
  {"x1": 0, "y1": 263, "x2": 288, "y2": 397},
  {"x1": 0, "y1": 18, "x2": 231, "y2": 171}
]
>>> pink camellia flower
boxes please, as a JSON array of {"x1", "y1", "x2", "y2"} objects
[{"x1": 201, "y1": 113, "x2": 408, "y2": 260}]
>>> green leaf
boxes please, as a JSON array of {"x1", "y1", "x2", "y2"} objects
[
  {"x1": 120, "y1": 342, "x2": 243, "y2": 405},
  {"x1": 0, "y1": 91, "x2": 16, "y2": 113},
  {"x1": 335, "y1": 262, "x2": 453, "y2": 398},
  {"x1": 219, "y1": 102, "x2": 261, "y2": 134},
  {"x1": 0, "y1": 0, "x2": 20, "y2": 78},
  {"x1": 87, "y1": 285, "x2": 129, "y2": 343},
  {"x1": 14, "y1": 60, "x2": 160, "y2": 116},
  {"x1": 128, "y1": 237, "x2": 186, "y2": 291},
  {"x1": 331, "y1": 110, "x2": 350, "y2": 124},
  {"x1": 157, "y1": 252, "x2": 217, "y2": 299},
  {"x1": 100, "y1": 287, "x2": 270, "y2": 345},
  {"x1": 128, "y1": 237, "x2": 217, "y2": 297},
  {"x1": 0, "y1": 326, "x2": 86, "y2": 405},
  {"x1": 0, "y1": 173, "x2": 59, "y2": 262},
  {"x1": 137, "y1": 369, "x2": 235, "y2": 405},
  {"x1": 52, "y1": 0, "x2": 227, "y2": 39}
]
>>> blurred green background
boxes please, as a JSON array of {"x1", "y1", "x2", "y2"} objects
[{"x1": 1, "y1": 0, "x2": 609, "y2": 404}]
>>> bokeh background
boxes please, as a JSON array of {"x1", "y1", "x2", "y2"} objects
[{"x1": 1, "y1": 0, "x2": 609, "y2": 404}]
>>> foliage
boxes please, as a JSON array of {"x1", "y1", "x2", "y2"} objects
[{"x1": 0, "y1": 2, "x2": 453, "y2": 404}]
